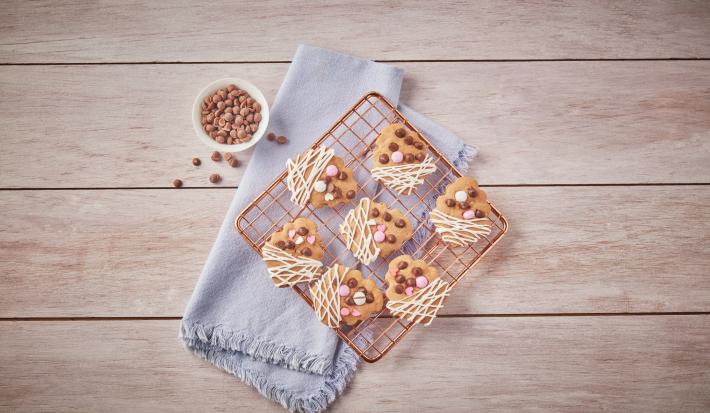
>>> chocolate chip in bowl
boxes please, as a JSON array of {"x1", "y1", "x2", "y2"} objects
[{"x1": 192, "y1": 78, "x2": 270, "y2": 152}]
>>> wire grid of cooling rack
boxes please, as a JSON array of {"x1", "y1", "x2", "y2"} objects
[{"x1": 236, "y1": 92, "x2": 508, "y2": 362}]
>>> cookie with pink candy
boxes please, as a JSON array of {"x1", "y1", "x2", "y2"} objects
[
  {"x1": 371, "y1": 123, "x2": 436, "y2": 195},
  {"x1": 429, "y1": 176, "x2": 492, "y2": 247},
  {"x1": 310, "y1": 263, "x2": 384, "y2": 328},
  {"x1": 339, "y1": 198, "x2": 412, "y2": 265},
  {"x1": 286, "y1": 146, "x2": 358, "y2": 208},
  {"x1": 384, "y1": 255, "x2": 452, "y2": 326},
  {"x1": 262, "y1": 217, "x2": 325, "y2": 287}
]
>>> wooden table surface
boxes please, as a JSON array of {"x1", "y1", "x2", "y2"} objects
[{"x1": 2, "y1": 1, "x2": 709, "y2": 412}]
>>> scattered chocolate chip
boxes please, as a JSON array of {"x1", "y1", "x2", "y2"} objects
[
  {"x1": 446, "y1": 199, "x2": 456, "y2": 207},
  {"x1": 404, "y1": 153, "x2": 415, "y2": 163},
  {"x1": 302, "y1": 247, "x2": 312, "y2": 257},
  {"x1": 211, "y1": 151, "x2": 221, "y2": 161},
  {"x1": 475, "y1": 209, "x2": 486, "y2": 218},
  {"x1": 347, "y1": 298, "x2": 355, "y2": 305},
  {"x1": 378, "y1": 154, "x2": 389, "y2": 164},
  {"x1": 346, "y1": 190, "x2": 356, "y2": 199},
  {"x1": 172, "y1": 179, "x2": 183, "y2": 188},
  {"x1": 347, "y1": 278, "x2": 358, "y2": 288},
  {"x1": 394, "y1": 285, "x2": 404, "y2": 294},
  {"x1": 276, "y1": 135, "x2": 288, "y2": 144},
  {"x1": 412, "y1": 267, "x2": 423, "y2": 276},
  {"x1": 286, "y1": 240, "x2": 296, "y2": 249},
  {"x1": 209, "y1": 173, "x2": 221, "y2": 184},
  {"x1": 459, "y1": 202, "x2": 470, "y2": 210},
  {"x1": 266, "y1": 132, "x2": 276, "y2": 141},
  {"x1": 397, "y1": 261, "x2": 408, "y2": 270},
  {"x1": 276, "y1": 240, "x2": 286, "y2": 249},
  {"x1": 386, "y1": 234, "x2": 396, "y2": 243},
  {"x1": 358, "y1": 287, "x2": 366, "y2": 293},
  {"x1": 404, "y1": 136, "x2": 414, "y2": 145},
  {"x1": 228, "y1": 158, "x2": 240, "y2": 168},
  {"x1": 415, "y1": 153, "x2": 425, "y2": 162},
  {"x1": 405, "y1": 278, "x2": 416, "y2": 287},
  {"x1": 383, "y1": 212, "x2": 392, "y2": 221},
  {"x1": 297, "y1": 227, "x2": 308, "y2": 236},
  {"x1": 326, "y1": 182, "x2": 335, "y2": 193},
  {"x1": 337, "y1": 171, "x2": 348, "y2": 180},
  {"x1": 394, "y1": 218, "x2": 406, "y2": 228},
  {"x1": 414, "y1": 142, "x2": 424, "y2": 150},
  {"x1": 192, "y1": 158, "x2": 201, "y2": 166},
  {"x1": 468, "y1": 189, "x2": 478, "y2": 198},
  {"x1": 365, "y1": 293, "x2": 374, "y2": 303},
  {"x1": 370, "y1": 208, "x2": 380, "y2": 218},
  {"x1": 388, "y1": 142, "x2": 399, "y2": 151},
  {"x1": 395, "y1": 128, "x2": 406, "y2": 138},
  {"x1": 324, "y1": 176, "x2": 332, "y2": 184},
  {"x1": 334, "y1": 187, "x2": 343, "y2": 199},
  {"x1": 395, "y1": 274, "x2": 406, "y2": 283}
]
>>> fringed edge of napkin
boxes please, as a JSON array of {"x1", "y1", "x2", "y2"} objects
[
  {"x1": 181, "y1": 320, "x2": 360, "y2": 413},
  {"x1": 404, "y1": 142, "x2": 478, "y2": 256}
]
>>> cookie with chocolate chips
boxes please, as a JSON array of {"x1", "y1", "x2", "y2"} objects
[
  {"x1": 370, "y1": 123, "x2": 436, "y2": 195},
  {"x1": 309, "y1": 155, "x2": 358, "y2": 208},
  {"x1": 429, "y1": 176, "x2": 492, "y2": 247},
  {"x1": 384, "y1": 255, "x2": 439, "y2": 301},
  {"x1": 262, "y1": 217, "x2": 325, "y2": 287},
  {"x1": 337, "y1": 268, "x2": 384, "y2": 325}
]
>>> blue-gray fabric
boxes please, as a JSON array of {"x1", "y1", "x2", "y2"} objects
[{"x1": 180, "y1": 44, "x2": 476, "y2": 413}]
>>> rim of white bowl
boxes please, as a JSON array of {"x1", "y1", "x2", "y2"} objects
[{"x1": 192, "y1": 77, "x2": 270, "y2": 152}]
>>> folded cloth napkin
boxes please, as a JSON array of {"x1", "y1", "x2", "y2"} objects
[{"x1": 180, "y1": 44, "x2": 477, "y2": 413}]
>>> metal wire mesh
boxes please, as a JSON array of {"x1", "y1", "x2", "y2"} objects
[{"x1": 236, "y1": 92, "x2": 508, "y2": 362}]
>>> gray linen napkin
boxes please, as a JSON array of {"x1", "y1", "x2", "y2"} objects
[{"x1": 180, "y1": 44, "x2": 476, "y2": 413}]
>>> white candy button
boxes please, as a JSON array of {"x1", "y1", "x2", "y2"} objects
[
  {"x1": 454, "y1": 190, "x2": 468, "y2": 202},
  {"x1": 314, "y1": 180, "x2": 327, "y2": 193}
]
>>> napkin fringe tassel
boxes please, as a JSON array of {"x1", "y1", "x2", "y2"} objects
[{"x1": 180, "y1": 320, "x2": 359, "y2": 413}]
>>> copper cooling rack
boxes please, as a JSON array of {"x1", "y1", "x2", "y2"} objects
[{"x1": 235, "y1": 92, "x2": 508, "y2": 362}]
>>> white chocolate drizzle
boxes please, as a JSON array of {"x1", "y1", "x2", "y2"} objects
[
  {"x1": 310, "y1": 264, "x2": 344, "y2": 328},
  {"x1": 261, "y1": 242, "x2": 323, "y2": 287},
  {"x1": 339, "y1": 197, "x2": 381, "y2": 265},
  {"x1": 386, "y1": 277, "x2": 452, "y2": 326},
  {"x1": 286, "y1": 147, "x2": 335, "y2": 207},
  {"x1": 429, "y1": 209, "x2": 491, "y2": 247},
  {"x1": 371, "y1": 155, "x2": 437, "y2": 195}
]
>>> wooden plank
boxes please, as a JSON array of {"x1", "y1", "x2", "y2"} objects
[
  {"x1": 2, "y1": 186, "x2": 709, "y2": 317},
  {"x1": 1, "y1": 61, "x2": 709, "y2": 188},
  {"x1": 1, "y1": 317, "x2": 708, "y2": 412},
  {"x1": 1, "y1": 1, "x2": 709, "y2": 63}
]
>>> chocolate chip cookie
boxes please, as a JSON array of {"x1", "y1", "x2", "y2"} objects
[
  {"x1": 430, "y1": 176, "x2": 492, "y2": 247},
  {"x1": 262, "y1": 217, "x2": 325, "y2": 287}
]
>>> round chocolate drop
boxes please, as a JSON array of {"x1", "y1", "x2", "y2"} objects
[
  {"x1": 302, "y1": 247, "x2": 312, "y2": 257},
  {"x1": 297, "y1": 227, "x2": 308, "y2": 236},
  {"x1": 286, "y1": 240, "x2": 296, "y2": 249},
  {"x1": 397, "y1": 260, "x2": 408, "y2": 270},
  {"x1": 395, "y1": 274, "x2": 406, "y2": 283},
  {"x1": 388, "y1": 142, "x2": 399, "y2": 151},
  {"x1": 394, "y1": 285, "x2": 404, "y2": 294},
  {"x1": 395, "y1": 128, "x2": 406, "y2": 138},
  {"x1": 347, "y1": 298, "x2": 355, "y2": 305},
  {"x1": 365, "y1": 293, "x2": 374, "y2": 303},
  {"x1": 445, "y1": 199, "x2": 456, "y2": 207},
  {"x1": 276, "y1": 240, "x2": 286, "y2": 250},
  {"x1": 370, "y1": 208, "x2": 380, "y2": 218},
  {"x1": 405, "y1": 278, "x2": 416, "y2": 287},
  {"x1": 459, "y1": 202, "x2": 470, "y2": 210},
  {"x1": 468, "y1": 188, "x2": 478, "y2": 198},
  {"x1": 386, "y1": 234, "x2": 397, "y2": 243},
  {"x1": 346, "y1": 190, "x2": 356, "y2": 199},
  {"x1": 404, "y1": 153, "x2": 415, "y2": 163},
  {"x1": 414, "y1": 142, "x2": 424, "y2": 150},
  {"x1": 475, "y1": 209, "x2": 486, "y2": 218},
  {"x1": 383, "y1": 212, "x2": 392, "y2": 221},
  {"x1": 337, "y1": 171, "x2": 348, "y2": 180},
  {"x1": 415, "y1": 153, "x2": 425, "y2": 162},
  {"x1": 378, "y1": 154, "x2": 389, "y2": 164},
  {"x1": 347, "y1": 278, "x2": 358, "y2": 288},
  {"x1": 412, "y1": 267, "x2": 423, "y2": 276},
  {"x1": 394, "y1": 218, "x2": 406, "y2": 228},
  {"x1": 404, "y1": 136, "x2": 414, "y2": 145}
]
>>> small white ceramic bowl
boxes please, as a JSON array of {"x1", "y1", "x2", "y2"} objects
[{"x1": 192, "y1": 78, "x2": 270, "y2": 152}]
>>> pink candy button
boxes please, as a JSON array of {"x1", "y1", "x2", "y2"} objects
[
  {"x1": 351, "y1": 309, "x2": 361, "y2": 317},
  {"x1": 415, "y1": 276, "x2": 429, "y2": 289},
  {"x1": 325, "y1": 165, "x2": 339, "y2": 176},
  {"x1": 374, "y1": 230, "x2": 386, "y2": 243},
  {"x1": 405, "y1": 287, "x2": 414, "y2": 296},
  {"x1": 391, "y1": 151, "x2": 404, "y2": 163},
  {"x1": 340, "y1": 307, "x2": 350, "y2": 316},
  {"x1": 339, "y1": 284, "x2": 350, "y2": 297},
  {"x1": 462, "y1": 210, "x2": 476, "y2": 220}
]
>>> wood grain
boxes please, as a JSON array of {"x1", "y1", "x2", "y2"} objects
[
  {"x1": 1, "y1": 1, "x2": 709, "y2": 63},
  {"x1": 1, "y1": 61, "x2": 709, "y2": 188},
  {"x1": 2, "y1": 186, "x2": 708, "y2": 317},
  {"x1": 1, "y1": 317, "x2": 708, "y2": 412}
]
